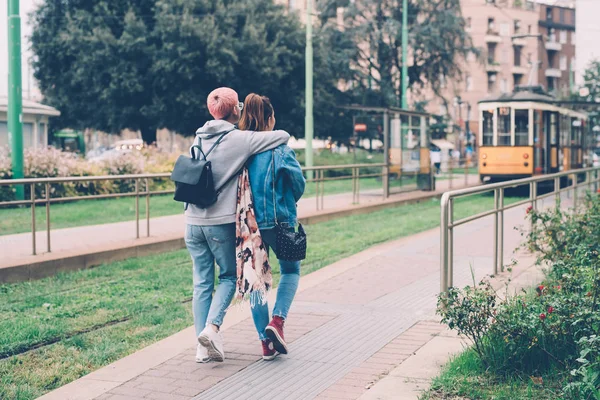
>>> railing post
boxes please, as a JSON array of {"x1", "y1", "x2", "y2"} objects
[
  {"x1": 448, "y1": 198, "x2": 454, "y2": 289},
  {"x1": 146, "y1": 178, "x2": 150, "y2": 237},
  {"x1": 135, "y1": 179, "x2": 140, "y2": 239},
  {"x1": 555, "y1": 176, "x2": 561, "y2": 207},
  {"x1": 499, "y1": 188, "x2": 504, "y2": 272},
  {"x1": 314, "y1": 170, "x2": 319, "y2": 211},
  {"x1": 355, "y1": 167, "x2": 360, "y2": 204},
  {"x1": 440, "y1": 194, "x2": 450, "y2": 293},
  {"x1": 45, "y1": 183, "x2": 51, "y2": 253},
  {"x1": 30, "y1": 183, "x2": 36, "y2": 255},
  {"x1": 493, "y1": 188, "x2": 499, "y2": 276},
  {"x1": 464, "y1": 158, "x2": 468, "y2": 187},
  {"x1": 321, "y1": 170, "x2": 325, "y2": 210},
  {"x1": 530, "y1": 181, "x2": 537, "y2": 232},
  {"x1": 573, "y1": 173, "x2": 578, "y2": 209},
  {"x1": 449, "y1": 158, "x2": 453, "y2": 189}
]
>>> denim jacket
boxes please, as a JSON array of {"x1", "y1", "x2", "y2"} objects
[{"x1": 248, "y1": 144, "x2": 305, "y2": 230}]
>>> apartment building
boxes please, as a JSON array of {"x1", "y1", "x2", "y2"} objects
[{"x1": 537, "y1": 3, "x2": 576, "y2": 97}]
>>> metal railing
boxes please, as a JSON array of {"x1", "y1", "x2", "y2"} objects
[
  {"x1": 440, "y1": 166, "x2": 600, "y2": 294},
  {"x1": 305, "y1": 163, "x2": 387, "y2": 211},
  {"x1": 0, "y1": 163, "x2": 392, "y2": 255}
]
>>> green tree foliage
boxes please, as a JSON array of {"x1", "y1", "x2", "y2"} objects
[
  {"x1": 317, "y1": 0, "x2": 476, "y2": 108},
  {"x1": 31, "y1": 0, "x2": 310, "y2": 143}
]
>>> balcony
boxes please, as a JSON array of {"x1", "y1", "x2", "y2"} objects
[
  {"x1": 486, "y1": 62, "x2": 502, "y2": 73},
  {"x1": 512, "y1": 65, "x2": 529, "y2": 75},
  {"x1": 545, "y1": 68, "x2": 562, "y2": 78},
  {"x1": 545, "y1": 41, "x2": 562, "y2": 52},
  {"x1": 512, "y1": 37, "x2": 527, "y2": 47},
  {"x1": 485, "y1": 31, "x2": 502, "y2": 43}
]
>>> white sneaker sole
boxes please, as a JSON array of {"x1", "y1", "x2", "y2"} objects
[
  {"x1": 198, "y1": 334, "x2": 224, "y2": 362},
  {"x1": 262, "y1": 351, "x2": 279, "y2": 361},
  {"x1": 195, "y1": 356, "x2": 211, "y2": 363}
]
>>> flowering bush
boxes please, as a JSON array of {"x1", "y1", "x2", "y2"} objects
[
  {"x1": 0, "y1": 147, "x2": 179, "y2": 202},
  {"x1": 0, "y1": 147, "x2": 15, "y2": 201},
  {"x1": 438, "y1": 195, "x2": 600, "y2": 396}
]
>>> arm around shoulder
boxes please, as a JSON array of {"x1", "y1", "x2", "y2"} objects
[
  {"x1": 282, "y1": 146, "x2": 305, "y2": 202},
  {"x1": 246, "y1": 130, "x2": 290, "y2": 155}
]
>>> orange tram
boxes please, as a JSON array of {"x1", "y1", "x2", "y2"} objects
[{"x1": 478, "y1": 86, "x2": 590, "y2": 184}]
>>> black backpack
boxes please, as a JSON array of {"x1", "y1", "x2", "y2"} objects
[{"x1": 170, "y1": 129, "x2": 236, "y2": 208}]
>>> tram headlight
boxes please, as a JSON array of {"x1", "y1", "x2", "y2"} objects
[
  {"x1": 482, "y1": 154, "x2": 488, "y2": 160},
  {"x1": 523, "y1": 154, "x2": 529, "y2": 159}
]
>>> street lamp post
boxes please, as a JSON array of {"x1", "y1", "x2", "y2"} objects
[
  {"x1": 305, "y1": 0, "x2": 314, "y2": 180},
  {"x1": 8, "y1": 0, "x2": 24, "y2": 200},
  {"x1": 401, "y1": 0, "x2": 408, "y2": 109}
]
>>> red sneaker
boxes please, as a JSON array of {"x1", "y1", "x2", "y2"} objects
[
  {"x1": 265, "y1": 316, "x2": 288, "y2": 354},
  {"x1": 261, "y1": 340, "x2": 279, "y2": 361}
]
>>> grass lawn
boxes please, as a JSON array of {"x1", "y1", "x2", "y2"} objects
[
  {"x1": 422, "y1": 349, "x2": 565, "y2": 400},
  {"x1": 0, "y1": 194, "x2": 520, "y2": 399}
]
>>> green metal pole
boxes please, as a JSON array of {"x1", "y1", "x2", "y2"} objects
[
  {"x1": 8, "y1": 0, "x2": 24, "y2": 200},
  {"x1": 401, "y1": 0, "x2": 408, "y2": 109},
  {"x1": 305, "y1": 0, "x2": 314, "y2": 180}
]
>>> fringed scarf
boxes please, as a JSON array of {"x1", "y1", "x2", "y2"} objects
[{"x1": 235, "y1": 168, "x2": 272, "y2": 305}]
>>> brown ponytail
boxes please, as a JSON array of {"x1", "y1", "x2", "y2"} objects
[{"x1": 238, "y1": 93, "x2": 274, "y2": 132}]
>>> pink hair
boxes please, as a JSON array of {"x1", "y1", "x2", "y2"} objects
[{"x1": 207, "y1": 87, "x2": 239, "y2": 120}]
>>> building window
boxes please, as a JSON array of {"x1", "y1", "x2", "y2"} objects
[
  {"x1": 514, "y1": 47, "x2": 522, "y2": 66},
  {"x1": 466, "y1": 75, "x2": 473, "y2": 92},
  {"x1": 571, "y1": 57, "x2": 576, "y2": 73},
  {"x1": 514, "y1": 20, "x2": 521, "y2": 34},
  {"x1": 548, "y1": 28, "x2": 557, "y2": 42},
  {"x1": 514, "y1": 74, "x2": 523, "y2": 87},
  {"x1": 559, "y1": 8, "x2": 565, "y2": 23},
  {"x1": 547, "y1": 77, "x2": 556, "y2": 92},
  {"x1": 488, "y1": 17, "x2": 496, "y2": 34},
  {"x1": 559, "y1": 30, "x2": 567, "y2": 44},
  {"x1": 500, "y1": 78, "x2": 508, "y2": 93},
  {"x1": 487, "y1": 43, "x2": 496, "y2": 63},
  {"x1": 288, "y1": 0, "x2": 297, "y2": 11},
  {"x1": 528, "y1": 24, "x2": 532, "y2": 34},
  {"x1": 560, "y1": 55, "x2": 567, "y2": 71},
  {"x1": 500, "y1": 23, "x2": 510, "y2": 37},
  {"x1": 546, "y1": 7, "x2": 553, "y2": 21},
  {"x1": 488, "y1": 74, "x2": 497, "y2": 93}
]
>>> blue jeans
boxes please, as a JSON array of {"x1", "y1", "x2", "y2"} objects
[
  {"x1": 185, "y1": 223, "x2": 237, "y2": 337},
  {"x1": 250, "y1": 228, "x2": 301, "y2": 341}
]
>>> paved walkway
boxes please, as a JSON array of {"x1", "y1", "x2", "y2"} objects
[
  {"x1": 39, "y1": 186, "x2": 545, "y2": 400},
  {"x1": 1, "y1": 175, "x2": 478, "y2": 271}
]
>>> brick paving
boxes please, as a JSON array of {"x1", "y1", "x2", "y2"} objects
[
  {"x1": 92, "y1": 195, "x2": 535, "y2": 400},
  {"x1": 1, "y1": 176, "x2": 478, "y2": 270}
]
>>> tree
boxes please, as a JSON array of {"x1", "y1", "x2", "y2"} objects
[
  {"x1": 317, "y1": 0, "x2": 476, "y2": 109},
  {"x1": 31, "y1": 0, "x2": 309, "y2": 143}
]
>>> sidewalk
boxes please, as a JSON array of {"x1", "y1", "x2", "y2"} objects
[
  {"x1": 1, "y1": 175, "x2": 479, "y2": 281},
  {"x1": 39, "y1": 189, "x2": 538, "y2": 400}
]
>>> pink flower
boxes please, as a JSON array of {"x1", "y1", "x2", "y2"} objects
[{"x1": 526, "y1": 206, "x2": 533, "y2": 214}]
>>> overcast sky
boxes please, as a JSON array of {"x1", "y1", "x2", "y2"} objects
[{"x1": 0, "y1": 0, "x2": 41, "y2": 98}]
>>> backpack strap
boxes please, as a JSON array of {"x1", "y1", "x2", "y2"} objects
[{"x1": 191, "y1": 128, "x2": 236, "y2": 160}]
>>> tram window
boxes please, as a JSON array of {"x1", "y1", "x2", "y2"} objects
[
  {"x1": 515, "y1": 110, "x2": 529, "y2": 146},
  {"x1": 482, "y1": 111, "x2": 493, "y2": 146},
  {"x1": 560, "y1": 115, "x2": 569, "y2": 145},
  {"x1": 550, "y1": 113, "x2": 557, "y2": 145},
  {"x1": 498, "y1": 108, "x2": 511, "y2": 146}
]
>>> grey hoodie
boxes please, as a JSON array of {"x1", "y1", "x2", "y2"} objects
[{"x1": 184, "y1": 119, "x2": 290, "y2": 226}]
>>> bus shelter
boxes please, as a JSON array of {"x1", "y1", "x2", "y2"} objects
[{"x1": 342, "y1": 105, "x2": 434, "y2": 195}]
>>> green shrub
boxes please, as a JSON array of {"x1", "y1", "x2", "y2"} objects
[{"x1": 438, "y1": 194, "x2": 600, "y2": 393}]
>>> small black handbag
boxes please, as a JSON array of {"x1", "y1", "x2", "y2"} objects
[{"x1": 270, "y1": 151, "x2": 307, "y2": 261}]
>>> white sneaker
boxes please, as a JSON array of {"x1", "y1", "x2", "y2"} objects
[
  {"x1": 198, "y1": 326, "x2": 225, "y2": 362},
  {"x1": 195, "y1": 344, "x2": 211, "y2": 363}
]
